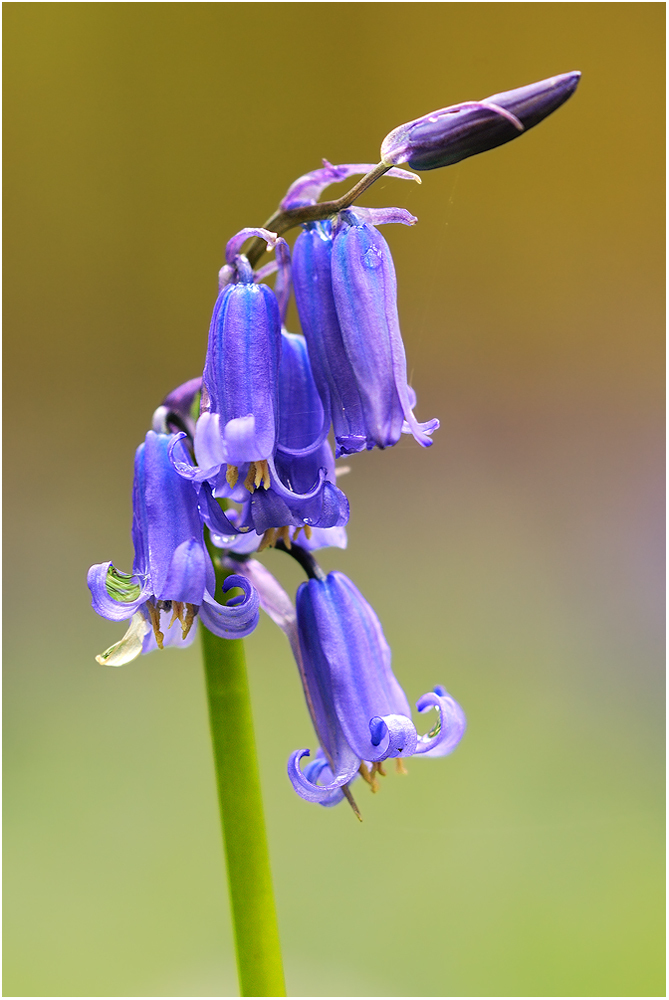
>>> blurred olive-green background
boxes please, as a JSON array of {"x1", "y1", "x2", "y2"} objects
[{"x1": 4, "y1": 4, "x2": 664, "y2": 997}]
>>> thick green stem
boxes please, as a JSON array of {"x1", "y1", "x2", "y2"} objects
[{"x1": 201, "y1": 588, "x2": 286, "y2": 997}]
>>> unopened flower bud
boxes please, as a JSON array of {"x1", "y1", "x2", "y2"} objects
[{"x1": 381, "y1": 71, "x2": 581, "y2": 171}]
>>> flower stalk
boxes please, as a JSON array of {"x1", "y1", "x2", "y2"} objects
[
  {"x1": 246, "y1": 161, "x2": 392, "y2": 266},
  {"x1": 201, "y1": 548, "x2": 286, "y2": 997}
]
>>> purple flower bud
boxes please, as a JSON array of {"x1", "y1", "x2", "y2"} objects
[
  {"x1": 286, "y1": 571, "x2": 466, "y2": 808},
  {"x1": 381, "y1": 71, "x2": 581, "y2": 171}
]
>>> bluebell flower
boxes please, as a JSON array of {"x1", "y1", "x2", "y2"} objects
[
  {"x1": 282, "y1": 570, "x2": 466, "y2": 809},
  {"x1": 188, "y1": 227, "x2": 282, "y2": 495},
  {"x1": 381, "y1": 71, "x2": 581, "y2": 171},
  {"x1": 172, "y1": 325, "x2": 350, "y2": 548},
  {"x1": 292, "y1": 210, "x2": 438, "y2": 456},
  {"x1": 87, "y1": 430, "x2": 259, "y2": 665},
  {"x1": 172, "y1": 230, "x2": 350, "y2": 547},
  {"x1": 244, "y1": 328, "x2": 348, "y2": 549},
  {"x1": 225, "y1": 328, "x2": 349, "y2": 550}
]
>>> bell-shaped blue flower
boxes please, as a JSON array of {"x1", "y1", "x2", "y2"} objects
[
  {"x1": 293, "y1": 210, "x2": 438, "y2": 456},
  {"x1": 87, "y1": 430, "x2": 259, "y2": 665},
  {"x1": 292, "y1": 220, "x2": 367, "y2": 456},
  {"x1": 332, "y1": 210, "x2": 439, "y2": 451},
  {"x1": 286, "y1": 571, "x2": 466, "y2": 808},
  {"x1": 191, "y1": 227, "x2": 282, "y2": 493},
  {"x1": 240, "y1": 328, "x2": 349, "y2": 547},
  {"x1": 171, "y1": 326, "x2": 350, "y2": 549}
]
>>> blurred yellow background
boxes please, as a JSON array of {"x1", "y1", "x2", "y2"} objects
[{"x1": 4, "y1": 3, "x2": 664, "y2": 997}]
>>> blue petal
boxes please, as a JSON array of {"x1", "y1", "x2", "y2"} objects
[
  {"x1": 141, "y1": 432, "x2": 210, "y2": 603},
  {"x1": 157, "y1": 537, "x2": 207, "y2": 605},
  {"x1": 292, "y1": 222, "x2": 368, "y2": 454},
  {"x1": 302, "y1": 750, "x2": 349, "y2": 807},
  {"x1": 297, "y1": 572, "x2": 414, "y2": 763},
  {"x1": 276, "y1": 330, "x2": 329, "y2": 457},
  {"x1": 87, "y1": 560, "x2": 150, "y2": 621},
  {"x1": 287, "y1": 748, "x2": 359, "y2": 804},
  {"x1": 368, "y1": 713, "x2": 418, "y2": 760},
  {"x1": 203, "y1": 279, "x2": 281, "y2": 465},
  {"x1": 414, "y1": 687, "x2": 467, "y2": 757},
  {"x1": 331, "y1": 214, "x2": 438, "y2": 450},
  {"x1": 198, "y1": 575, "x2": 259, "y2": 639}
]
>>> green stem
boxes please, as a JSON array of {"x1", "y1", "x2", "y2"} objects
[{"x1": 201, "y1": 568, "x2": 286, "y2": 997}]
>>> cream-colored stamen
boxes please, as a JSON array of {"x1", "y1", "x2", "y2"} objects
[
  {"x1": 182, "y1": 603, "x2": 197, "y2": 639},
  {"x1": 255, "y1": 459, "x2": 270, "y2": 490},
  {"x1": 244, "y1": 463, "x2": 257, "y2": 492},
  {"x1": 168, "y1": 601, "x2": 184, "y2": 629},
  {"x1": 258, "y1": 527, "x2": 278, "y2": 552},
  {"x1": 359, "y1": 762, "x2": 374, "y2": 787},
  {"x1": 278, "y1": 525, "x2": 292, "y2": 549},
  {"x1": 304, "y1": 525, "x2": 313, "y2": 540},
  {"x1": 395, "y1": 758, "x2": 408, "y2": 775},
  {"x1": 369, "y1": 761, "x2": 387, "y2": 793},
  {"x1": 145, "y1": 599, "x2": 164, "y2": 649},
  {"x1": 226, "y1": 464, "x2": 239, "y2": 488}
]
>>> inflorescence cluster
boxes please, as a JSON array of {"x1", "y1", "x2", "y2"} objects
[{"x1": 88, "y1": 72, "x2": 580, "y2": 811}]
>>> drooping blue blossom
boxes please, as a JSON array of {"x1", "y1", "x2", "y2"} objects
[
  {"x1": 381, "y1": 71, "x2": 581, "y2": 171},
  {"x1": 278, "y1": 570, "x2": 466, "y2": 807},
  {"x1": 190, "y1": 227, "x2": 282, "y2": 494},
  {"x1": 225, "y1": 328, "x2": 349, "y2": 548},
  {"x1": 331, "y1": 209, "x2": 439, "y2": 450},
  {"x1": 171, "y1": 231, "x2": 351, "y2": 546},
  {"x1": 87, "y1": 430, "x2": 259, "y2": 665},
  {"x1": 292, "y1": 208, "x2": 438, "y2": 456}
]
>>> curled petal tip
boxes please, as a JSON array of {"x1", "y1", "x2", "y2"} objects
[{"x1": 225, "y1": 227, "x2": 279, "y2": 265}]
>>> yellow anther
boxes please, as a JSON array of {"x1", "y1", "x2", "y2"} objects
[
  {"x1": 293, "y1": 526, "x2": 303, "y2": 542},
  {"x1": 168, "y1": 601, "x2": 184, "y2": 629},
  {"x1": 358, "y1": 762, "x2": 373, "y2": 787},
  {"x1": 278, "y1": 525, "x2": 292, "y2": 549},
  {"x1": 182, "y1": 603, "x2": 197, "y2": 640},
  {"x1": 258, "y1": 527, "x2": 278, "y2": 552},
  {"x1": 304, "y1": 525, "x2": 313, "y2": 540},
  {"x1": 244, "y1": 463, "x2": 257, "y2": 492},
  {"x1": 395, "y1": 758, "x2": 408, "y2": 775},
  {"x1": 145, "y1": 600, "x2": 164, "y2": 650},
  {"x1": 368, "y1": 761, "x2": 387, "y2": 793},
  {"x1": 226, "y1": 464, "x2": 239, "y2": 488},
  {"x1": 252, "y1": 459, "x2": 270, "y2": 490}
]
